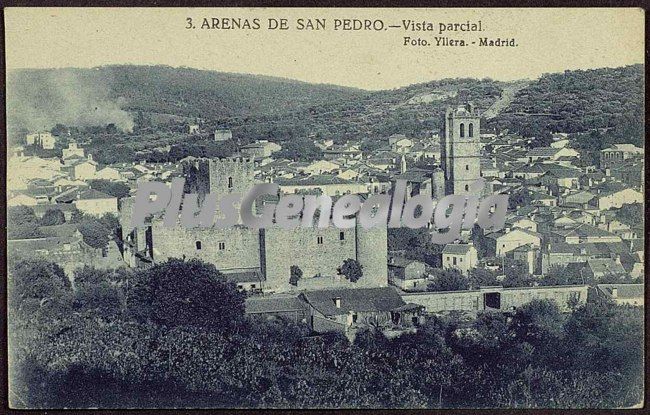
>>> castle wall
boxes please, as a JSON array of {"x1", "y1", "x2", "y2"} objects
[
  {"x1": 150, "y1": 221, "x2": 261, "y2": 273},
  {"x1": 263, "y1": 226, "x2": 357, "y2": 292}
]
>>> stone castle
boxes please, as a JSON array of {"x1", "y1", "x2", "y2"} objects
[{"x1": 120, "y1": 157, "x2": 388, "y2": 293}]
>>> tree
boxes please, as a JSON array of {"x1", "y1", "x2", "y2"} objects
[
  {"x1": 8, "y1": 259, "x2": 72, "y2": 315},
  {"x1": 135, "y1": 258, "x2": 246, "y2": 331},
  {"x1": 564, "y1": 302, "x2": 643, "y2": 378},
  {"x1": 510, "y1": 299, "x2": 565, "y2": 368},
  {"x1": 78, "y1": 218, "x2": 111, "y2": 249},
  {"x1": 388, "y1": 227, "x2": 443, "y2": 267},
  {"x1": 88, "y1": 180, "x2": 130, "y2": 199},
  {"x1": 539, "y1": 265, "x2": 581, "y2": 286},
  {"x1": 40, "y1": 209, "x2": 66, "y2": 226},
  {"x1": 276, "y1": 138, "x2": 323, "y2": 162},
  {"x1": 614, "y1": 203, "x2": 643, "y2": 227},
  {"x1": 502, "y1": 259, "x2": 535, "y2": 288},
  {"x1": 289, "y1": 265, "x2": 303, "y2": 286},
  {"x1": 428, "y1": 269, "x2": 469, "y2": 292},
  {"x1": 74, "y1": 277, "x2": 124, "y2": 318},
  {"x1": 7, "y1": 206, "x2": 43, "y2": 239},
  {"x1": 468, "y1": 268, "x2": 498, "y2": 289},
  {"x1": 469, "y1": 225, "x2": 489, "y2": 259},
  {"x1": 338, "y1": 258, "x2": 363, "y2": 283}
]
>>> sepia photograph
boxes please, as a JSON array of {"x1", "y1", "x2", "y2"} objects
[{"x1": 3, "y1": 7, "x2": 646, "y2": 409}]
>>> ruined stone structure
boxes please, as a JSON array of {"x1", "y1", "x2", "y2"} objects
[
  {"x1": 441, "y1": 103, "x2": 482, "y2": 195},
  {"x1": 120, "y1": 156, "x2": 388, "y2": 293}
]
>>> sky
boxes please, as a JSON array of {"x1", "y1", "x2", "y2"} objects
[{"x1": 4, "y1": 7, "x2": 645, "y2": 90}]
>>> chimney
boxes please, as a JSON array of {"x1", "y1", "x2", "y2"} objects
[
  {"x1": 333, "y1": 297, "x2": 341, "y2": 308},
  {"x1": 611, "y1": 288, "x2": 618, "y2": 298}
]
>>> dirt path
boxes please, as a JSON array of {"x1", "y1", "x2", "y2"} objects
[{"x1": 482, "y1": 81, "x2": 530, "y2": 120}]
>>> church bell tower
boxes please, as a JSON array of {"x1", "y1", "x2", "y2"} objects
[{"x1": 441, "y1": 103, "x2": 481, "y2": 195}]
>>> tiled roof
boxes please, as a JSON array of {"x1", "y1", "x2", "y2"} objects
[
  {"x1": 442, "y1": 244, "x2": 473, "y2": 255},
  {"x1": 596, "y1": 284, "x2": 644, "y2": 299},
  {"x1": 526, "y1": 147, "x2": 561, "y2": 157},
  {"x1": 275, "y1": 175, "x2": 352, "y2": 186},
  {"x1": 587, "y1": 259, "x2": 626, "y2": 275},
  {"x1": 302, "y1": 287, "x2": 405, "y2": 316},
  {"x1": 602, "y1": 144, "x2": 643, "y2": 153},
  {"x1": 245, "y1": 295, "x2": 307, "y2": 314},
  {"x1": 548, "y1": 241, "x2": 627, "y2": 255}
]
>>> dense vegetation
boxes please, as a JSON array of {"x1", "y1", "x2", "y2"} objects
[
  {"x1": 9, "y1": 258, "x2": 643, "y2": 409},
  {"x1": 487, "y1": 65, "x2": 644, "y2": 147}
]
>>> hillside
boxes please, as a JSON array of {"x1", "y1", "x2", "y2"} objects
[
  {"x1": 488, "y1": 64, "x2": 645, "y2": 146},
  {"x1": 6, "y1": 65, "x2": 365, "y2": 136},
  {"x1": 6, "y1": 64, "x2": 644, "y2": 164}
]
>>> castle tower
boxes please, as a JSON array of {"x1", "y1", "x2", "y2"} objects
[
  {"x1": 354, "y1": 222, "x2": 388, "y2": 288},
  {"x1": 441, "y1": 103, "x2": 481, "y2": 195},
  {"x1": 182, "y1": 156, "x2": 255, "y2": 198}
]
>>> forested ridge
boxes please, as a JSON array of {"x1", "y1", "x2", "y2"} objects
[{"x1": 8, "y1": 64, "x2": 644, "y2": 164}]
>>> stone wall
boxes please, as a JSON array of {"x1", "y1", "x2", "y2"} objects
[
  {"x1": 150, "y1": 222, "x2": 261, "y2": 273},
  {"x1": 263, "y1": 226, "x2": 357, "y2": 292}
]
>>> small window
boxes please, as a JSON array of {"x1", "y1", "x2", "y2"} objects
[
  {"x1": 101, "y1": 246, "x2": 108, "y2": 257},
  {"x1": 459, "y1": 257, "x2": 463, "y2": 262},
  {"x1": 352, "y1": 313, "x2": 358, "y2": 323},
  {"x1": 468, "y1": 123, "x2": 474, "y2": 137},
  {"x1": 453, "y1": 257, "x2": 457, "y2": 265},
  {"x1": 317, "y1": 236, "x2": 324, "y2": 244},
  {"x1": 218, "y1": 242, "x2": 225, "y2": 250},
  {"x1": 459, "y1": 123, "x2": 465, "y2": 138},
  {"x1": 196, "y1": 241, "x2": 202, "y2": 250},
  {"x1": 227, "y1": 176, "x2": 233, "y2": 189},
  {"x1": 339, "y1": 231, "x2": 345, "y2": 241},
  {"x1": 465, "y1": 165, "x2": 469, "y2": 171},
  {"x1": 237, "y1": 284, "x2": 243, "y2": 290},
  {"x1": 465, "y1": 184, "x2": 469, "y2": 191},
  {"x1": 251, "y1": 284, "x2": 256, "y2": 289}
]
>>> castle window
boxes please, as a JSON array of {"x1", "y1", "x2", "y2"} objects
[
  {"x1": 459, "y1": 123, "x2": 465, "y2": 138},
  {"x1": 465, "y1": 164, "x2": 469, "y2": 171},
  {"x1": 465, "y1": 184, "x2": 469, "y2": 191},
  {"x1": 196, "y1": 241, "x2": 202, "y2": 250},
  {"x1": 468, "y1": 123, "x2": 474, "y2": 137},
  {"x1": 339, "y1": 231, "x2": 345, "y2": 241},
  {"x1": 218, "y1": 242, "x2": 225, "y2": 250},
  {"x1": 228, "y1": 176, "x2": 233, "y2": 189},
  {"x1": 453, "y1": 257, "x2": 457, "y2": 265},
  {"x1": 317, "y1": 236, "x2": 324, "y2": 244}
]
